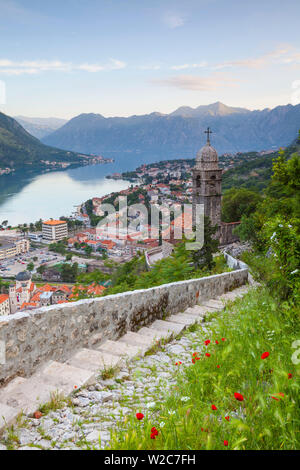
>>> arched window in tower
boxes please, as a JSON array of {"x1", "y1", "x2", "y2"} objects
[{"x1": 196, "y1": 175, "x2": 201, "y2": 188}]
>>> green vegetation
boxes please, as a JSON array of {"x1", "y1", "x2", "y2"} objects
[
  {"x1": 237, "y1": 141, "x2": 300, "y2": 301},
  {"x1": 222, "y1": 188, "x2": 262, "y2": 223},
  {"x1": 0, "y1": 111, "x2": 86, "y2": 169},
  {"x1": 109, "y1": 288, "x2": 300, "y2": 450}
]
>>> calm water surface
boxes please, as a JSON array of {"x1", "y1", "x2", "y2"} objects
[{"x1": 0, "y1": 162, "x2": 134, "y2": 226}]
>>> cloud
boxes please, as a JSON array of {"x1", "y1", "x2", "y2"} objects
[
  {"x1": 152, "y1": 73, "x2": 239, "y2": 91},
  {"x1": 214, "y1": 46, "x2": 296, "y2": 70},
  {"x1": 171, "y1": 62, "x2": 207, "y2": 71},
  {"x1": 163, "y1": 13, "x2": 185, "y2": 29},
  {"x1": 0, "y1": 58, "x2": 126, "y2": 75}
]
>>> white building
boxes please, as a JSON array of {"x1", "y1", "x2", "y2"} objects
[{"x1": 42, "y1": 220, "x2": 68, "y2": 241}]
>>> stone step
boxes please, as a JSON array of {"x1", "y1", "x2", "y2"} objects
[
  {"x1": 0, "y1": 376, "x2": 60, "y2": 416},
  {"x1": 97, "y1": 340, "x2": 146, "y2": 358},
  {"x1": 66, "y1": 348, "x2": 121, "y2": 374},
  {"x1": 118, "y1": 331, "x2": 154, "y2": 349},
  {"x1": 201, "y1": 300, "x2": 224, "y2": 311},
  {"x1": 136, "y1": 327, "x2": 168, "y2": 342},
  {"x1": 0, "y1": 402, "x2": 21, "y2": 433},
  {"x1": 184, "y1": 305, "x2": 208, "y2": 316},
  {"x1": 168, "y1": 313, "x2": 201, "y2": 326},
  {"x1": 149, "y1": 319, "x2": 185, "y2": 336},
  {"x1": 32, "y1": 361, "x2": 94, "y2": 396}
]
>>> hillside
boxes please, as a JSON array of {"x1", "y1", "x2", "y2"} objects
[
  {"x1": 0, "y1": 112, "x2": 85, "y2": 169},
  {"x1": 42, "y1": 102, "x2": 300, "y2": 163},
  {"x1": 15, "y1": 116, "x2": 67, "y2": 139}
]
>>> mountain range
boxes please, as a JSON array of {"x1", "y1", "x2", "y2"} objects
[
  {"x1": 15, "y1": 116, "x2": 67, "y2": 139},
  {"x1": 0, "y1": 112, "x2": 84, "y2": 169},
  {"x1": 42, "y1": 102, "x2": 300, "y2": 162}
]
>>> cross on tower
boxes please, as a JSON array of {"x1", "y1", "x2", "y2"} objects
[{"x1": 204, "y1": 127, "x2": 212, "y2": 144}]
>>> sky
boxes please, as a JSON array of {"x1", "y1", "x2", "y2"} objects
[{"x1": 0, "y1": 0, "x2": 300, "y2": 119}]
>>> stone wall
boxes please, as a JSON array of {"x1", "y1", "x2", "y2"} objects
[
  {"x1": 218, "y1": 222, "x2": 240, "y2": 246},
  {"x1": 0, "y1": 268, "x2": 248, "y2": 385}
]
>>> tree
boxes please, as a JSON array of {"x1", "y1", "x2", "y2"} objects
[
  {"x1": 222, "y1": 188, "x2": 262, "y2": 223},
  {"x1": 61, "y1": 263, "x2": 78, "y2": 282},
  {"x1": 27, "y1": 262, "x2": 34, "y2": 271},
  {"x1": 192, "y1": 217, "x2": 219, "y2": 271},
  {"x1": 84, "y1": 246, "x2": 93, "y2": 256}
]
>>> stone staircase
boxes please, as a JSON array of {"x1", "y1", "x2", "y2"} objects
[{"x1": 0, "y1": 285, "x2": 249, "y2": 433}]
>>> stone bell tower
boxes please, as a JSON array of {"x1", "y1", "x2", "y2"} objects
[{"x1": 192, "y1": 127, "x2": 222, "y2": 228}]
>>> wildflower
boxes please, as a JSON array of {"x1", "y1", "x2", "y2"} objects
[
  {"x1": 261, "y1": 351, "x2": 270, "y2": 359},
  {"x1": 151, "y1": 427, "x2": 159, "y2": 436},
  {"x1": 291, "y1": 269, "x2": 298, "y2": 275},
  {"x1": 224, "y1": 440, "x2": 229, "y2": 447},
  {"x1": 146, "y1": 402, "x2": 156, "y2": 409},
  {"x1": 192, "y1": 352, "x2": 199, "y2": 357},
  {"x1": 33, "y1": 411, "x2": 42, "y2": 419},
  {"x1": 74, "y1": 385, "x2": 77, "y2": 389},
  {"x1": 205, "y1": 353, "x2": 211, "y2": 357},
  {"x1": 215, "y1": 340, "x2": 219, "y2": 344},
  {"x1": 211, "y1": 404, "x2": 217, "y2": 410},
  {"x1": 217, "y1": 365, "x2": 220, "y2": 368},
  {"x1": 150, "y1": 433, "x2": 156, "y2": 439},
  {"x1": 288, "y1": 373, "x2": 293, "y2": 379},
  {"x1": 136, "y1": 413, "x2": 144, "y2": 420},
  {"x1": 221, "y1": 338, "x2": 226, "y2": 342},
  {"x1": 181, "y1": 396, "x2": 190, "y2": 402},
  {"x1": 234, "y1": 392, "x2": 244, "y2": 402},
  {"x1": 225, "y1": 416, "x2": 230, "y2": 421},
  {"x1": 271, "y1": 396, "x2": 279, "y2": 401},
  {"x1": 160, "y1": 421, "x2": 165, "y2": 428},
  {"x1": 168, "y1": 410, "x2": 175, "y2": 415},
  {"x1": 204, "y1": 340, "x2": 210, "y2": 346}
]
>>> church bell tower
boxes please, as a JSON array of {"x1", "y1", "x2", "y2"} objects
[{"x1": 192, "y1": 128, "x2": 222, "y2": 228}]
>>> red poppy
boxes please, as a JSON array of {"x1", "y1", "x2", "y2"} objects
[
  {"x1": 217, "y1": 365, "x2": 220, "y2": 368},
  {"x1": 192, "y1": 352, "x2": 199, "y2": 357},
  {"x1": 151, "y1": 427, "x2": 159, "y2": 436},
  {"x1": 225, "y1": 416, "x2": 230, "y2": 421},
  {"x1": 204, "y1": 340, "x2": 210, "y2": 346},
  {"x1": 224, "y1": 440, "x2": 228, "y2": 447},
  {"x1": 201, "y1": 427, "x2": 204, "y2": 432},
  {"x1": 221, "y1": 338, "x2": 226, "y2": 341},
  {"x1": 196, "y1": 357, "x2": 200, "y2": 360},
  {"x1": 215, "y1": 340, "x2": 219, "y2": 344},
  {"x1": 205, "y1": 353, "x2": 211, "y2": 357},
  {"x1": 278, "y1": 393, "x2": 284, "y2": 397},
  {"x1": 150, "y1": 433, "x2": 156, "y2": 439},
  {"x1": 192, "y1": 358, "x2": 195, "y2": 364},
  {"x1": 261, "y1": 351, "x2": 270, "y2": 359},
  {"x1": 288, "y1": 373, "x2": 293, "y2": 379},
  {"x1": 211, "y1": 404, "x2": 217, "y2": 410},
  {"x1": 271, "y1": 396, "x2": 279, "y2": 401},
  {"x1": 33, "y1": 411, "x2": 42, "y2": 420},
  {"x1": 234, "y1": 392, "x2": 244, "y2": 402},
  {"x1": 136, "y1": 413, "x2": 144, "y2": 420},
  {"x1": 74, "y1": 385, "x2": 78, "y2": 389}
]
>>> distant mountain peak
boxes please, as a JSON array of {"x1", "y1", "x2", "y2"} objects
[{"x1": 170, "y1": 102, "x2": 251, "y2": 118}]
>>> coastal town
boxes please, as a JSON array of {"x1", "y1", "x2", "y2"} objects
[{"x1": 0, "y1": 145, "x2": 278, "y2": 316}]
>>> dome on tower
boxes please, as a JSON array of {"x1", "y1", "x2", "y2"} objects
[
  {"x1": 15, "y1": 271, "x2": 31, "y2": 282},
  {"x1": 196, "y1": 142, "x2": 218, "y2": 164},
  {"x1": 195, "y1": 127, "x2": 218, "y2": 169}
]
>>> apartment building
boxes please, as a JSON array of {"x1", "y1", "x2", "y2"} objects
[
  {"x1": 0, "y1": 238, "x2": 30, "y2": 260},
  {"x1": 42, "y1": 220, "x2": 68, "y2": 241}
]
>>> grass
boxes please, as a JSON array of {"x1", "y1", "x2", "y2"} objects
[
  {"x1": 109, "y1": 288, "x2": 300, "y2": 450},
  {"x1": 38, "y1": 391, "x2": 72, "y2": 415}
]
